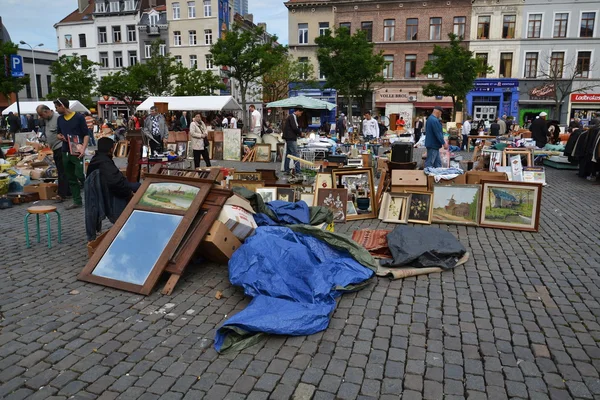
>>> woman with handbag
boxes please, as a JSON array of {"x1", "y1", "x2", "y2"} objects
[{"x1": 190, "y1": 113, "x2": 211, "y2": 168}]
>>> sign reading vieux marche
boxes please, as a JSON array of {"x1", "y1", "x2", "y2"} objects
[
  {"x1": 571, "y1": 93, "x2": 600, "y2": 102},
  {"x1": 529, "y1": 83, "x2": 555, "y2": 100}
]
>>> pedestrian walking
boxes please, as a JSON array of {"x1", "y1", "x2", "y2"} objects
[
  {"x1": 424, "y1": 106, "x2": 446, "y2": 168},
  {"x1": 282, "y1": 108, "x2": 303, "y2": 175},
  {"x1": 190, "y1": 113, "x2": 211, "y2": 168},
  {"x1": 250, "y1": 105, "x2": 262, "y2": 135}
]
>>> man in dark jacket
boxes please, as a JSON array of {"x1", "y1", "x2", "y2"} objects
[
  {"x1": 7, "y1": 112, "x2": 20, "y2": 140},
  {"x1": 424, "y1": 106, "x2": 446, "y2": 168},
  {"x1": 87, "y1": 137, "x2": 140, "y2": 199},
  {"x1": 530, "y1": 112, "x2": 549, "y2": 148},
  {"x1": 490, "y1": 119, "x2": 501, "y2": 136},
  {"x1": 282, "y1": 107, "x2": 303, "y2": 175}
]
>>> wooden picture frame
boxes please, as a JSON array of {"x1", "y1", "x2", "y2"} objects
[
  {"x1": 313, "y1": 172, "x2": 333, "y2": 206},
  {"x1": 277, "y1": 188, "x2": 295, "y2": 202},
  {"x1": 332, "y1": 168, "x2": 377, "y2": 220},
  {"x1": 114, "y1": 140, "x2": 130, "y2": 158},
  {"x1": 382, "y1": 193, "x2": 410, "y2": 224},
  {"x1": 229, "y1": 180, "x2": 265, "y2": 192},
  {"x1": 255, "y1": 144, "x2": 272, "y2": 163},
  {"x1": 232, "y1": 172, "x2": 263, "y2": 181},
  {"x1": 502, "y1": 148, "x2": 533, "y2": 167},
  {"x1": 291, "y1": 184, "x2": 314, "y2": 201},
  {"x1": 406, "y1": 191, "x2": 433, "y2": 225},
  {"x1": 78, "y1": 177, "x2": 213, "y2": 295},
  {"x1": 316, "y1": 188, "x2": 348, "y2": 223},
  {"x1": 276, "y1": 143, "x2": 285, "y2": 162},
  {"x1": 186, "y1": 140, "x2": 194, "y2": 160},
  {"x1": 256, "y1": 187, "x2": 277, "y2": 203},
  {"x1": 223, "y1": 128, "x2": 242, "y2": 161},
  {"x1": 176, "y1": 141, "x2": 188, "y2": 157},
  {"x1": 479, "y1": 180, "x2": 542, "y2": 232},
  {"x1": 300, "y1": 193, "x2": 315, "y2": 205},
  {"x1": 432, "y1": 184, "x2": 481, "y2": 226}
]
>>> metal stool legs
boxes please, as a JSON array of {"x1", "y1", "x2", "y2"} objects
[{"x1": 24, "y1": 210, "x2": 62, "y2": 249}]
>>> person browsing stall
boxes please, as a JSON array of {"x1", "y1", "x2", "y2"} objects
[
  {"x1": 424, "y1": 106, "x2": 446, "y2": 168},
  {"x1": 190, "y1": 113, "x2": 211, "y2": 168},
  {"x1": 37, "y1": 105, "x2": 70, "y2": 202},
  {"x1": 54, "y1": 97, "x2": 89, "y2": 210},
  {"x1": 143, "y1": 106, "x2": 168, "y2": 154},
  {"x1": 87, "y1": 137, "x2": 140, "y2": 198},
  {"x1": 282, "y1": 107, "x2": 303, "y2": 175},
  {"x1": 362, "y1": 111, "x2": 379, "y2": 139}
]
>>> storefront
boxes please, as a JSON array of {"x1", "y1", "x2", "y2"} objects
[
  {"x1": 289, "y1": 84, "x2": 337, "y2": 129},
  {"x1": 466, "y1": 79, "x2": 519, "y2": 122},
  {"x1": 374, "y1": 88, "x2": 452, "y2": 129},
  {"x1": 517, "y1": 81, "x2": 554, "y2": 126},
  {"x1": 567, "y1": 93, "x2": 600, "y2": 126},
  {"x1": 97, "y1": 96, "x2": 141, "y2": 123}
]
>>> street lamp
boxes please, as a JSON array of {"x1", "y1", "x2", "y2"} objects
[{"x1": 19, "y1": 41, "x2": 44, "y2": 101}]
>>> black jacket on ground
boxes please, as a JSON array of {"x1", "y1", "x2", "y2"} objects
[
  {"x1": 87, "y1": 152, "x2": 132, "y2": 199},
  {"x1": 530, "y1": 118, "x2": 549, "y2": 148},
  {"x1": 282, "y1": 114, "x2": 301, "y2": 141}
]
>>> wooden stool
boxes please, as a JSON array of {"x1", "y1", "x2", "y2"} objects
[{"x1": 24, "y1": 206, "x2": 62, "y2": 249}]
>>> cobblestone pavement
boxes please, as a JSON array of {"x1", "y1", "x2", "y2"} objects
[{"x1": 1, "y1": 162, "x2": 600, "y2": 400}]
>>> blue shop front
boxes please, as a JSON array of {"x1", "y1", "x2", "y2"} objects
[
  {"x1": 288, "y1": 83, "x2": 337, "y2": 130},
  {"x1": 466, "y1": 79, "x2": 519, "y2": 122}
]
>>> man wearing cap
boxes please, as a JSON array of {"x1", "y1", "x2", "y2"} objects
[
  {"x1": 425, "y1": 106, "x2": 446, "y2": 168},
  {"x1": 530, "y1": 111, "x2": 549, "y2": 148}
]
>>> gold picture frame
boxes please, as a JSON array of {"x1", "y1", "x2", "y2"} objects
[
  {"x1": 381, "y1": 193, "x2": 410, "y2": 224},
  {"x1": 229, "y1": 180, "x2": 265, "y2": 192},
  {"x1": 255, "y1": 144, "x2": 272, "y2": 162},
  {"x1": 232, "y1": 171, "x2": 263, "y2": 181},
  {"x1": 332, "y1": 168, "x2": 377, "y2": 220}
]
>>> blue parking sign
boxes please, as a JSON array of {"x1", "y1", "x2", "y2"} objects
[{"x1": 10, "y1": 55, "x2": 24, "y2": 77}]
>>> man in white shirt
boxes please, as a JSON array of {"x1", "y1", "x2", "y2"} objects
[
  {"x1": 221, "y1": 116, "x2": 228, "y2": 129},
  {"x1": 362, "y1": 111, "x2": 379, "y2": 139},
  {"x1": 250, "y1": 105, "x2": 262, "y2": 135},
  {"x1": 461, "y1": 116, "x2": 471, "y2": 151},
  {"x1": 229, "y1": 114, "x2": 237, "y2": 129}
]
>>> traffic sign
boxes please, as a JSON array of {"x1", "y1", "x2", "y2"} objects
[{"x1": 10, "y1": 55, "x2": 24, "y2": 77}]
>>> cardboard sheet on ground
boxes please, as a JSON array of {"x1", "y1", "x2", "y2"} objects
[{"x1": 214, "y1": 226, "x2": 375, "y2": 353}]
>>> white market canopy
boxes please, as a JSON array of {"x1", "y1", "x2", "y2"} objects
[
  {"x1": 2, "y1": 100, "x2": 90, "y2": 115},
  {"x1": 136, "y1": 96, "x2": 242, "y2": 112},
  {"x1": 266, "y1": 95, "x2": 336, "y2": 111}
]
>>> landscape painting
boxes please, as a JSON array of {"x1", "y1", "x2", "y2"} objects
[
  {"x1": 223, "y1": 128, "x2": 242, "y2": 161},
  {"x1": 432, "y1": 185, "x2": 481, "y2": 226},
  {"x1": 480, "y1": 181, "x2": 542, "y2": 232},
  {"x1": 139, "y1": 183, "x2": 199, "y2": 211}
]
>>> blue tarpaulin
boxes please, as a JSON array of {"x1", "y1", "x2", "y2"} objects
[
  {"x1": 253, "y1": 200, "x2": 311, "y2": 226},
  {"x1": 214, "y1": 226, "x2": 375, "y2": 352}
]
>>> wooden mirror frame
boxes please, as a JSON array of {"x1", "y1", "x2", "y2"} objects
[{"x1": 332, "y1": 168, "x2": 377, "y2": 220}]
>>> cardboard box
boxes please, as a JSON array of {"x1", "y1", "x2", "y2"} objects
[
  {"x1": 87, "y1": 230, "x2": 110, "y2": 258},
  {"x1": 377, "y1": 157, "x2": 389, "y2": 171},
  {"x1": 391, "y1": 170, "x2": 427, "y2": 187},
  {"x1": 24, "y1": 183, "x2": 58, "y2": 200},
  {"x1": 217, "y1": 194, "x2": 257, "y2": 241},
  {"x1": 199, "y1": 220, "x2": 242, "y2": 264},
  {"x1": 466, "y1": 171, "x2": 509, "y2": 185},
  {"x1": 427, "y1": 174, "x2": 466, "y2": 190}
]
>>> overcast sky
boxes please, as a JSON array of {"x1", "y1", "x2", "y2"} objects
[{"x1": 1, "y1": 0, "x2": 288, "y2": 51}]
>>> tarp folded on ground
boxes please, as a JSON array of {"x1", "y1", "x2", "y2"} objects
[
  {"x1": 214, "y1": 226, "x2": 376, "y2": 353},
  {"x1": 379, "y1": 226, "x2": 468, "y2": 277}
]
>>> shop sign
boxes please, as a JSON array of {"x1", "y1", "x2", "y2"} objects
[
  {"x1": 473, "y1": 79, "x2": 519, "y2": 88},
  {"x1": 375, "y1": 88, "x2": 418, "y2": 103},
  {"x1": 529, "y1": 84, "x2": 555, "y2": 100},
  {"x1": 570, "y1": 93, "x2": 600, "y2": 103}
]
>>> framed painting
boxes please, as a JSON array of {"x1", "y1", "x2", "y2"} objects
[
  {"x1": 166, "y1": 143, "x2": 177, "y2": 153},
  {"x1": 114, "y1": 140, "x2": 129, "y2": 158},
  {"x1": 347, "y1": 200, "x2": 358, "y2": 217},
  {"x1": 332, "y1": 168, "x2": 377, "y2": 220},
  {"x1": 276, "y1": 143, "x2": 285, "y2": 162},
  {"x1": 78, "y1": 177, "x2": 213, "y2": 295},
  {"x1": 176, "y1": 142, "x2": 188, "y2": 157},
  {"x1": 229, "y1": 180, "x2": 265, "y2": 192},
  {"x1": 406, "y1": 191, "x2": 433, "y2": 225},
  {"x1": 291, "y1": 184, "x2": 314, "y2": 201},
  {"x1": 300, "y1": 193, "x2": 314, "y2": 205},
  {"x1": 432, "y1": 184, "x2": 481, "y2": 226},
  {"x1": 502, "y1": 148, "x2": 533, "y2": 167},
  {"x1": 233, "y1": 172, "x2": 262, "y2": 181},
  {"x1": 213, "y1": 142, "x2": 223, "y2": 160},
  {"x1": 313, "y1": 172, "x2": 333, "y2": 206},
  {"x1": 316, "y1": 188, "x2": 348, "y2": 223},
  {"x1": 479, "y1": 180, "x2": 542, "y2": 232},
  {"x1": 277, "y1": 188, "x2": 295, "y2": 202},
  {"x1": 223, "y1": 128, "x2": 242, "y2": 161},
  {"x1": 256, "y1": 187, "x2": 277, "y2": 203},
  {"x1": 255, "y1": 144, "x2": 272, "y2": 162},
  {"x1": 186, "y1": 141, "x2": 194, "y2": 160},
  {"x1": 382, "y1": 193, "x2": 410, "y2": 224}
]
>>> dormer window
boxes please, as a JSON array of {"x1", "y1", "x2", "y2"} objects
[
  {"x1": 124, "y1": 0, "x2": 135, "y2": 11},
  {"x1": 95, "y1": 2, "x2": 107, "y2": 12},
  {"x1": 149, "y1": 13, "x2": 159, "y2": 26},
  {"x1": 110, "y1": 1, "x2": 120, "y2": 12}
]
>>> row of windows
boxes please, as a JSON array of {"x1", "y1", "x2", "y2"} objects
[
  {"x1": 183, "y1": 54, "x2": 214, "y2": 69},
  {"x1": 23, "y1": 74, "x2": 53, "y2": 100},
  {"x1": 477, "y1": 12, "x2": 596, "y2": 39},
  {"x1": 64, "y1": 33, "x2": 87, "y2": 48},
  {"x1": 298, "y1": 17, "x2": 466, "y2": 44},
  {"x1": 172, "y1": 1, "x2": 212, "y2": 19},
  {"x1": 475, "y1": 51, "x2": 592, "y2": 79},
  {"x1": 173, "y1": 30, "x2": 213, "y2": 46},
  {"x1": 98, "y1": 25, "x2": 137, "y2": 44},
  {"x1": 99, "y1": 50, "x2": 141, "y2": 68},
  {"x1": 95, "y1": 0, "x2": 137, "y2": 13}
]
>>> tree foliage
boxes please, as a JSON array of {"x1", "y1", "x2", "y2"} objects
[
  {"x1": 173, "y1": 66, "x2": 226, "y2": 96},
  {"x1": 210, "y1": 23, "x2": 287, "y2": 129},
  {"x1": 142, "y1": 40, "x2": 180, "y2": 96},
  {"x1": 47, "y1": 54, "x2": 98, "y2": 108},
  {"x1": 0, "y1": 41, "x2": 27, "y2": 102},
  {"x1": 261, "y1": 56, "x2": 316, "y2": 103},
  {"x1": 315, "y1": 27, "x2": 385, "y2": 118},
  {"x1": 420, "y1": 33, "x2": 493, "y2": 120},
  {"x1": 97, "y1": 63, "x2": 148, "y2": 113}
]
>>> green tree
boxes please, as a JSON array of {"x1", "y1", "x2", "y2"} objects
[
  {"x1": 173, "y1": 66, "x2": 226, "y2": 96},
  {"x1": 97, "y1": 63, "x2": 148, "y2": 114},
  {"x1": 261, "y1": 56, "x2": 316, "y2": 104},
  {"x1": 0, "y1": 42, "x2": 27, "y2": 103},
  {"x1": 315, "y1": 27, "x2": 385, "y2": 120},
  {"x1": 47, "y1": 54, "x2": 98, "y2": 108},
  {"x1": 420, "y1": 33, "x2": 493, "y2": 121},
  {"x1": 142, "y1": 40, "x2": 180, "y2": 96},
  {"x1": 210, "y1": 23, "x2": 287, "y2": 129}
]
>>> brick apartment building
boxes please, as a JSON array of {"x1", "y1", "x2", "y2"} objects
[{"x1": 330, "y1": 0, "x2": 472, "y2": 127}]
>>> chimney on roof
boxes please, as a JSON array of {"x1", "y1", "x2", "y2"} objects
[
  {"x1": 149, "y1": 0, "x2": 157, "y2": 7},
  {"x1": 244, "y1": 13, "x2": 253, "y2": 23},
  {"x1": 78, "y1": 0, "x2": 90, "y2": 13},
  {"x1": 257, "y1": 22, "x2": 266, "y2": 31}
]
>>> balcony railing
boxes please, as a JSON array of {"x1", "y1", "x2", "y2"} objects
[{"x1": 147, "y1": 26, "x2": 160, "y2": 35}]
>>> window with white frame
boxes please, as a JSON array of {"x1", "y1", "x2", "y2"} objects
[
  {"x1": 205, "y1": 29, "x2": 213, "y2": 44},
  {"x1": 430, "y1": 17, "x2": 442, "y2": 40},
  {"x1": 160, "y1": 44, "x2": 166, "y2": 56},
  {"x1": 580, "y1": 12, "x2": 596, "y2": 37},
  {"x1": 383, "y1": 55, "x2": 394, "y2": 79},
  {"x1": 524, "y1": 52, "x2": 538, "y2": 78},
  {"x1": 499, "y1": 53, "x2": 513, "y2": 78},
  {"x1": 454, "y1": 16, "x2": 466, "y2": 38},
  {"x1": 175, "y1": 55, "x2": 182, "y2": 64},
  {"x1": 190, "y1": 55, "x2": 197, "y2": 68},
  {"x1": 528, "y1": 14, "x2": 542, "y2": 38},
  {"x1": 298, "y1": 57, "x2": 308, "y2": 79},
  {"x1": 319, "y1": 22, "x2": 329, "y2": 36},
  {"x1": 144, "y1": 44, "x2": 151, "y2": 58},
  {"x1": 127, "y1": 25, "x2": 136, "y2": 42},
  {"x1": 114, "y1": 51, "x2": 123, "y2": 68},
  {"x1": 95, "y1": 2, "x2": 106, "y2": 12},
  {"x1": 384, "y1": 19, "x2": 395, "y2": 41},
  {"x1": 99, "y1": 52, "x2": 109, "y2": 68},
  {"x1": 98, "y1": 27, "x2": 107, "y2": 43},
  {"x1": 189, "y1": 30, "x2": 197, "y2": 45},
  {"x1": 173, "y1": 2, "x2": 181, "y2": 19},
  {"x1": 124, "y1": 0, "x2": 135, "y2": 11},
  {"x1": 149, "y1": 13, "x2": 159, "y2": 25},
  {"x1": 554, "y1": 13, "x2": 568, "y2": 38},
  {"x1": 427, "y1": 54, "x2": 439, "y2": 78},
  {"x1": 576, "y1": 51, "x2": 591, "y2": 78},
  {"x1": 206, "y1": 54, "x2": 214, "y2": 69},
  {"x1": 109, "y1": 0, "x2": 120, "y2": 12},
  {"x1": 405, "y1": 54, "x2": 417, "y2": 78},
  {"x1": 188, "y1": 1, "x2": 196, "y2": 17},
  {"x1": 550, "y1": 51, "x2": 564, "y2": 78},
  {"x1": 113, "y1": 26, "x2": 121, "y2": 42},
  {"x1": 298, "y1": 23, "x2": 308, "y2": 44},
  {"x1": 204, "y1": 0, "x2": 211, "y2": 17},
  {"x1": 174, "y1": 31, "x2": 181, "y2": 46},
  {"x1": 129, "y1": 51, "x2": 137, "y2": 66}
]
